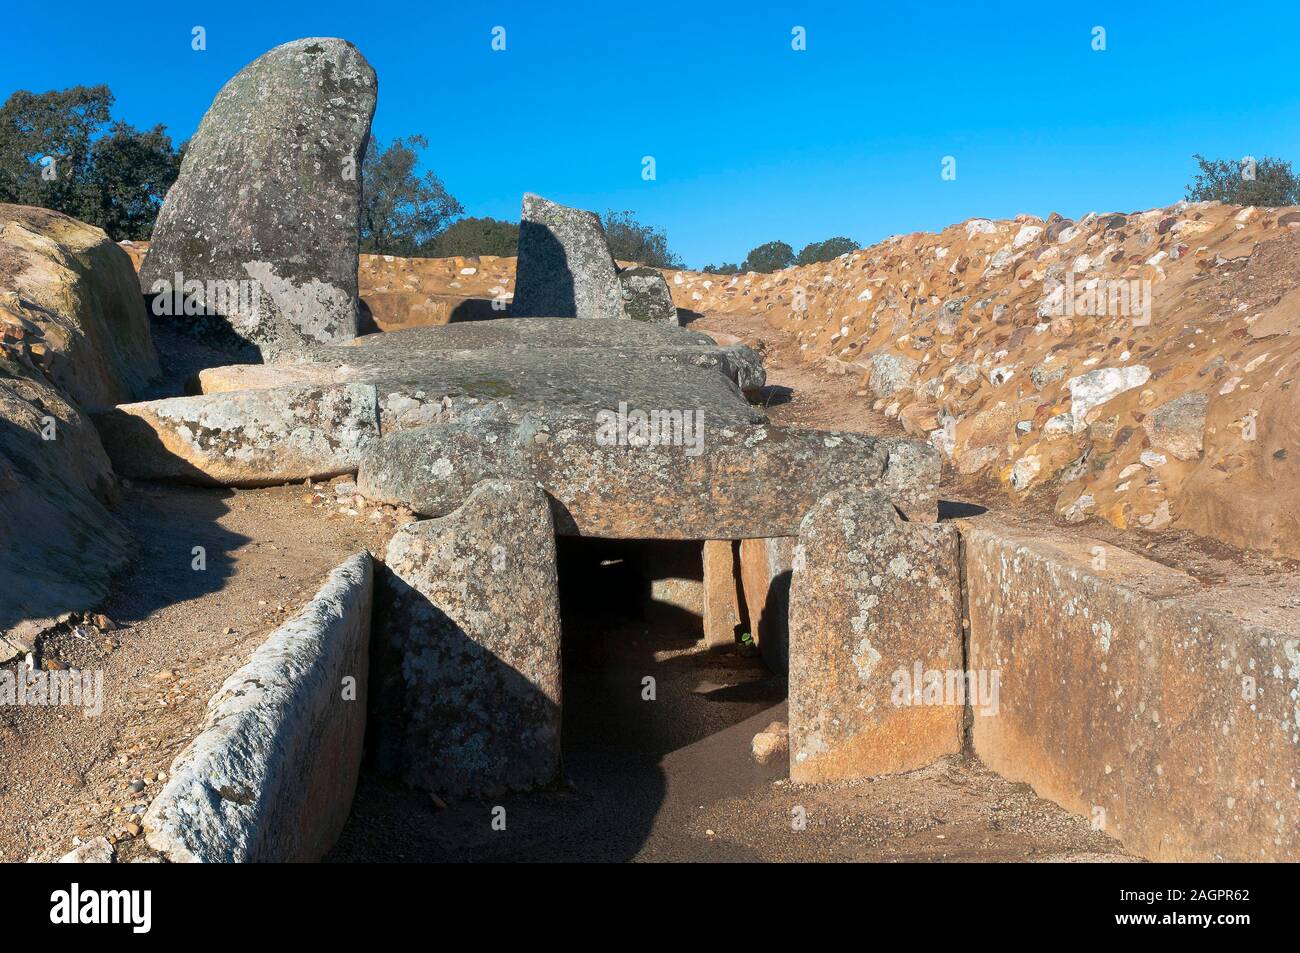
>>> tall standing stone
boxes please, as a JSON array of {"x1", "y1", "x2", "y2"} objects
[
  {"x1": 512, "y1": 193, "x2": 626, "y2": 320},
  {"x1": 140, "y1": 38, "x2": 377, "y2": 360},
  {"x1": 788, "y1": 491, "x2": 963, "y2": 782},
  {"x1": 378, "y1": 480, "x2": 562, "y2": 797}
]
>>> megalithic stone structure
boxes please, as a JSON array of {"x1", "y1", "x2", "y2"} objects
[{"x1": 140, "y1": 38, "x2": 377, "y2": 360}]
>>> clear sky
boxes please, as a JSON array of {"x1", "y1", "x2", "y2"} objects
[{"x1": 3, "y1": 1, "x2": 1299, "y2": 267}]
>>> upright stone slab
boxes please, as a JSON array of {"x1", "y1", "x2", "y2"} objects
[
  {"x1": 380, "y1": 480, "x2": 562, "y2": 797},
  {"x1": 701, "y1": 540, "x2": 740, "y2": 647},
  {"x1": 788, "y1": 491, "x2": 963, "y2": 782},
  {"x1": 512, "y1": 193, "x2": 624, "y2": 320},
  {"x1": 140, "y1": 38, "x2": 377, "y2": 359},
  {"x1": 619, "y1": 266, "x2": 680, "y2": 325},
  {"x1": 739, "y1": 536, "x2": 797, "y2": 674}
]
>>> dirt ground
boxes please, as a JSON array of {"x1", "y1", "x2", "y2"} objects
[
  {"x1": 0, "y1": 482, "x2": 390, "y2": 862},
  {"x1": 332, "y1": 589, "x2": 1130, "y2": 862}
]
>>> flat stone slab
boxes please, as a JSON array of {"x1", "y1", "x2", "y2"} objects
[
  {"x1": 358, "y1": 415, "x2": 940, "y2": 539},
  {"x1": 144, "y1": 553, "x2": 372, "y2": 862},
  {"x1": 964, "y1": 520, "x2": 1300, "y2": 861},
  {"x1": 788, "y1": 491, "x2": 963, "y2": 782},
  {"x1": 94, "y1": 383, "x2": 379, "y2": 486},
  {"x1": 377, "y1": 480, "x2": 562, "y2": 797}
]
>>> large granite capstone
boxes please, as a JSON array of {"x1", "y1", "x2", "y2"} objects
[
  {"x1": 140, "y1": 38, "x2": 377, "y2": 359},
  {"x1": 358, "y1": 416, "x2": 940, "y2": 539}
]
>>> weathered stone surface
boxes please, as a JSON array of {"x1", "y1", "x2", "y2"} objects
[
  {"x1": 140, "y1": 38, "x2": 376, "y2": 359},
  {"x1": 58, "y1": 836, "x2": 116, "y2": 863},
  {"x1": 751, "y1": 721, "x2": 789, "y2": 765},
  {"x1": 378, "y1": 480, "x2": 561, "y2": 796},
  {"x1": 512, "y1": 193, "x2": 623, "y2": 321},
  {"x1": 1143, "y1": 391, "x2": 1208, "y2": 460},
  {"x1": 739, "y1": 536, "x2": 796, "y2": 674},
  {"x1": 788, "y1": 491, "x2": 962, "y2": 783},
  {"x1": 144, "y1": 553, "x2": 372, "y2": 862},
  {"x1": 196, "y1": 319, "x2": 765, "y2": 425},
  {"x1": 619, "y1": 266, "x2": 680, "y2": 325},
  {"x1": 702, "y1": 540, "x2": 740, "y2": 647},
  {"x1": 94, "y1": 384, "x2": 379, "y2": 486},
  {"x1": 1067, "y1": 365, "x2": 1151, "y2": 431},
  {"x1": 1, "y1": 353, "x2": 132, "y2": 652},
  {"x1": 2, "y1": 204, "x2": 158, "y2": 408},
  {"x1": 359, "y1": 416, "x2": 940, "y2": 539},
  {"x1": 964, "y1": 520, "x2": 1300, "y2": 861}
]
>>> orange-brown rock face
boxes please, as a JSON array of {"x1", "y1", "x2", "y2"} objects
[
  {"x1": 788, "y1": 491, "x2": 963, "y2": 783},
  {"x1": 664, "y1": 202, "x2": 1300, "y2": 560}
]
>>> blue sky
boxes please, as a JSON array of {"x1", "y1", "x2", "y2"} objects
[{"x1": 3, "y1": 1, "x2": 1299, "y2": 267}]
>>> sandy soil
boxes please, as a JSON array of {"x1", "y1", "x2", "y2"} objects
[{"x1": 0, "y1": 482, "x2": 390, "y2": 862}]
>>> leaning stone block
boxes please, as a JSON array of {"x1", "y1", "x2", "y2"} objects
[
  {"x1": 512, "y1": 193, "x2": 624, "y2": 321},
  {"x1": 964, "y1": 520, "x2": 1300, "y2": 861},
  {"x1": 359, "y1": 417, "x2": 939, "y2": 539},
  {"x1": 788, "y1": 491, "x2": 963, "y2": 782},
  {"x1": 379, "y1": 480, "x2": 562, "y2": 797},
  {"x1": 144, "y1": 553, "x2": 373, "y2": 862},
  {"x1": 94, "y1": 384, "x2": 379, "y2": 486}
]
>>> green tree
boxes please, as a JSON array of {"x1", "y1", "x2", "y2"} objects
[
  {"x1": 0, "y1": 85, "x2": 112, "y2": 214},
  {"x1": 1186, "y1": 154, "x2": 1300, "y2": 206},
  {"x1": 702, "y1": 262, "x2": 739, "y2": 275},
  {"x1": 360, "y1": 135, "x2": 463, "y2": 256},
  {"x1": 602, "y1": 210, "x2": 683, "y2": 268},
  {"x1": 795, "y1": 236, "x2": 858, "y2": 266},
  {"x1": 81, "y1": 121, "x2": 184, "y2": 240},
  {"x1": 0, "y1": 86, "x2": 183, "y2": 239},
  {"x1": 741, "y1": 240, "x2": 794, "y2": 273},
  {"x1": 425, "y1": 216, "x2": 519, "y2": 257}
]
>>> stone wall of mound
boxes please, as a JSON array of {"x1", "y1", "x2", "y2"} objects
[{"x1": 667, "y1": 203, "x2": 1300, "y2": 561}]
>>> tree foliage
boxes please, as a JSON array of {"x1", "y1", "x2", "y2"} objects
[
  {"x1": 1186, "y1": 154, "x2": 1300, "y2": 207},
  {"x1": 741, "y1": 240, "x2": 794, "y2": 273},
  {"x1": 795, "y1": 235, "x2": 858, "y2": 266},
  {"x1": 426, "y1": 216, "x2": 519, "y2": 257},
  {"x1": 0, "y1": 85, "x2": 182, "y2": 239},
  {"x1": 602, "y1": 210, "x2": 683, "y2": 268},
  {"x1": 359, "y1": 135, "x2": 463, "y2": 256}
]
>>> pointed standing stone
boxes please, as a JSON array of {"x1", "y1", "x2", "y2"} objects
[{"x1": 140, "y1": 38, "x2": 377, "y2": 360}]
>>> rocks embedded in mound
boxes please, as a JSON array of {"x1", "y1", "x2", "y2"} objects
[
  {"x1": 358, "y1": 415, "x2": 939, "y2": 539},
  {"x1": 139, "y1": 38, "x2": 376, "y2": 360},
  {"x1": 377, "y1": 480, "x2": 561, "y2": 797},
  {"x1": 788, "y1": 491, "x2": 963, "y2": 783}
]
